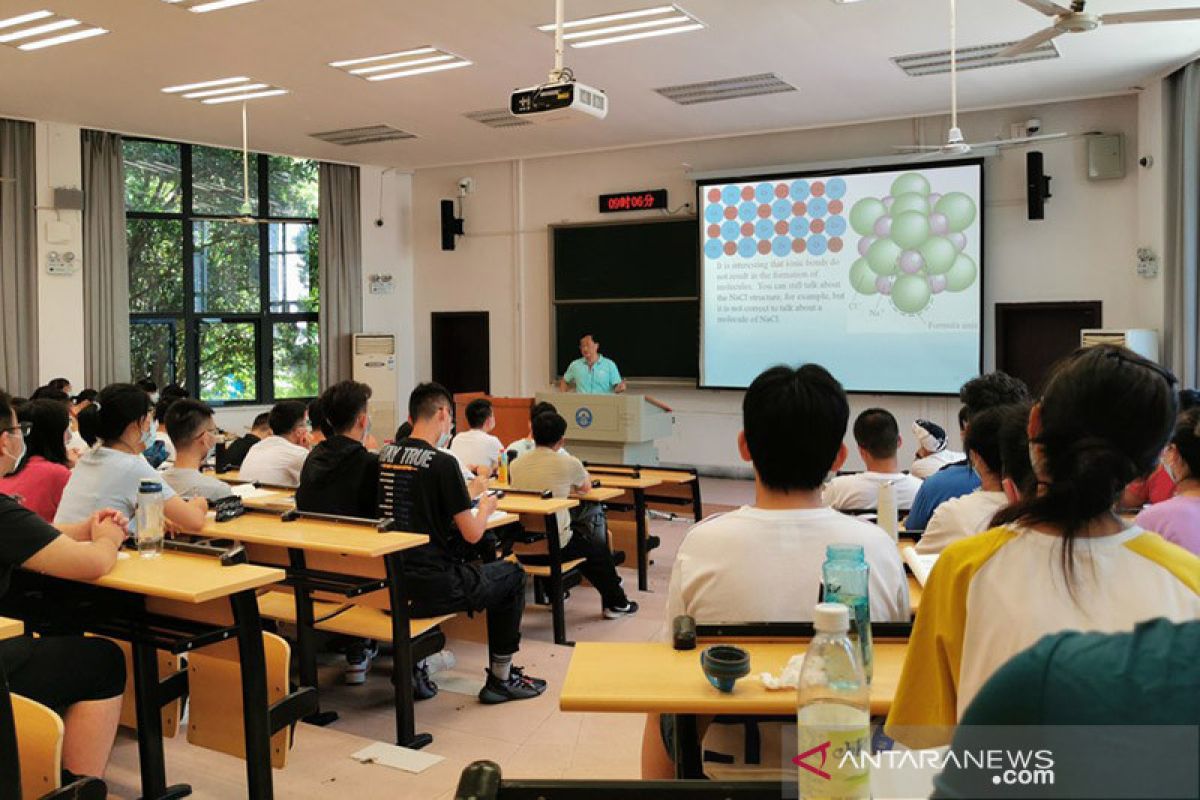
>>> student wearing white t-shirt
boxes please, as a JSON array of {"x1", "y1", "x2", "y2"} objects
[
  {"x1": 644, "y1": 364, "x2": 910, "y2": 780},
  {"x1": 887, "y1": 345, "x2": 1200, "y2": 750},
  {"x1": 916, "y1": 404, "x2": 1026, "y2": 555},
  {"x1": 504, "y1": 401, "x2": 560, "y2": 461},
  {"x1": 823, "y1": 408, "x2": 922, "y2": 511},
  {"x1": 909, "y1": 419, "x2": 965, "y2": 479},
  {"x1": 450, "y1": 398, "x2": 504, "y2": 473},
  {"x1": 238, "y1": 401, "x2": 310, "y2": 487}
]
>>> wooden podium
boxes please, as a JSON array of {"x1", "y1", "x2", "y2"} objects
[{"x1": 534, "y1": 392, "x2": 674, "y2": 465}]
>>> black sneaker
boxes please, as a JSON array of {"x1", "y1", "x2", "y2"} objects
[
  {"x1": 478, "y1": 668, "x2": 547, "y2": 704},
  {"x1": 413, "y1": 661, "x2": 439, "y2": 700},
  {"x1": 603, "y1": 600, "x2": 640, "y2": 619},
  {"x1": 510, "y1": 664, "x2": 547, "y2": 690}
]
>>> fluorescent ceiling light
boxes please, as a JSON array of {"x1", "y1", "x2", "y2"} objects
[
  {"x1": 562, "y1": 14, "x2": 689, "y2": 40},
  {"x1": 0, "y1": 10, "x2": 53, "y2": 30},
  {"x1": 183, "y1": 82, "x2": 268, "y2": 98},
  {"x1": 0, "y1": 17, "x2": 78, "y2": 42},
  {"x1": 329, "y1": 47, "x2": 437, "y2": 68},
  {"x1": 201, "y1": 88, "x2": 288, "y2": 104},
  {"x1": 17, "y1": 26, "x2": 105, "y2": 49},
  {"x1": 349, "y1": 54, "x2": 453, "y2": 75},
  {"x1": 365, "y1": 60, "x2": 472, "y2": 81},
  {"x1": 572, "y1": 22, "x2": 704, "y2": 48},
  {"x1": 537, "y1": 5, "x2": 675, "y2": 31},
  {"x1": 188, "y1": 0, "x2": 258, "y2": 11},
  {"x1": 163, "y1": 76, "x2": 250, "y2": 93}
]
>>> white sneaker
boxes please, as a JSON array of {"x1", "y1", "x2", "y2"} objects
[
  {"x1": 344, "y1": 642, "x2": 379, "y2": 686},
  {"x1": 423, "y1": 649, "x2": 457, "y2": 675}
]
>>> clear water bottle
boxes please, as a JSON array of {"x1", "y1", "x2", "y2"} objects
[
  {"x1": 136, "y1": 479, "x2": 165, "y2": 558},
  {"x1": 822, "y1": 544, "x2": 872, "y2": 683},
  {"x1": 877, "y1": 480, "x2": 898, "y2": 541},
  {"x1": 796, "y1": 603, "x2": 870, "y2": 799}
]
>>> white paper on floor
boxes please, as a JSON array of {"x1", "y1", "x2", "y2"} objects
[
  {"x1": 433, "y1": 670, "x2": 484, "y2": 696},
  {"x1": 351, "y1": 742, "x2": 444, "y2": 773}
]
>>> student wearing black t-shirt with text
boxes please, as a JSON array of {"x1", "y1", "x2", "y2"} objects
[{"x1": 379, "y1": 383, "x2": 546, "y2": 703}]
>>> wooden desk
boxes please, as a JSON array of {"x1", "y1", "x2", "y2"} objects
[
  {"x1": 204, "y1": 513, "x2": 428, "y2": 558},
  {"x1": 95, "y1": 551, "x2": 282, "y2": 604},
  {"x1": 0, "y1": 617, "x2": 22, "y2": 641}
]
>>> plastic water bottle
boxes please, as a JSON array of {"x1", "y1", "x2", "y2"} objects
[
  {"x1": 796, "y1": 603, "x2": 870, "y2": 799},
  {"x1": 497, "y1": 450, "x2": 509, "y2": 485},
  {"x1": 877, "y1": 480, "x2": 898, "y2": 541},
  {"x1": 822, "y1": 544, "x2": 872, "y2": 683},
  {"x1": 136, "y1": 479, "x2": 165, "y2": 558}
]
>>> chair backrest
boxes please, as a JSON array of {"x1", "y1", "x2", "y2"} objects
[
  {"x1": 12, "y1": 693, "x2": 64, "y2": 799},
  {"x1": 454, "y1": 760, "x2": 783, "y2": 799}
]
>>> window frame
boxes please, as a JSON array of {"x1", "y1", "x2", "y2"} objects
[{"x1": 126, "y1": 138, "x2": 320, "y2": 406}]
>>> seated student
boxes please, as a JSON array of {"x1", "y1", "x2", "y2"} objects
[
  {"x1": 135, "y1": 378, "x2": 159, "y2": 402},
  {"x1": 161, "y1": 400, "x2": 234, "y2": 503},
  {"x1": 47, "y1": 377, "x2": 73, "y2": 395},
  {"x1": 147, "y1": 395, "x2": 180, "y2": 466},
  {"x1": 0, "y1": 392, "x2": 128, "y2": 781},
  {"x1": 644, "y1": 364, "x2": 909, "y2": 780},
  {"x1": 55, "y1": 383, "x2": 208, "y2": 532},
  {"x1": 297, "y1": 381, "x2": 378, "y2": 520},
  {"x1": 509, "y1": 411, "x2": 638, "y2": 618},
  {"x1": 823, "y1": 408, "x2": 923, "y2": 511},
  {"x1": 905, "y1": 371, "x2": 1032, "y2": 530},
  {"x1": 1135, "y1": 407, "x2": 1200, "y2": 555},
  {"x1": 0, "y1": 399, "x2": 73, "y2": 522},
  {"x1": 238, "y1": 401, "x2": 310, "y2": 487},
  {"x1": 396, "y1": 419, "x2": 489, "y2": 498},
  {"x1": 306, "y1": 397, "x2": 329, "y2": 448},
  {"x1": 909, "y1": 419, "x2": 964, "y2": 479},
  {"x1": 380, "y1": 382, "x2": 547, "y2": 703},
  {"x1": 71, "y1": 388, "x2": 98, "y2": 415},
  {"x1": 934, "y1": 619, "x2": 1200, "y2": 799},
  {"x1": 505, "y1": 401, "x2": 560, "y2": 460},
  {"x1": 30, "y1": 385, "x2": 69, "y2": 403},
  {"x1": 1121, "y1": 387, "x2": 1200, "y2": 508},
  {"x1": 219, "y1": 411, "x2": 270, "y2": 472},
  {"x1": 885, "y1": 346, "x2": 1200, "y2": 749},
  {"x1": 916, "y1": 405, "x2": 1025, "y2": 555},
  {"x1": 76, "y1": 404, "x2": 101, "y2": 448},
  {"x1": 451, "y1": 398, "x2": 504, "y2": 474}
]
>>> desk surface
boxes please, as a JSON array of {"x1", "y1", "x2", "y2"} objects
[
  {"x1": 590, "y1": 474, "x2": 663, "y2": 490},
  {"x1": 495, "y1": 494, "x2": 578, "y2": 515},
  {"x1": 204, "y1": 513, "x2": 429, "y2": 558},
  {"x1": 638, "y1": 469, "x2": 696, "y2": 485},
  {"x1": 0, "y1": 616, "x2": 23, "y2": 640},
  {"x1": 90, "y1": 551, "x2": 284, "y2": 604},
  {"x1": 560, "y1": 640, "x2": 905, "y2": 718},
  {"x1": 491, "y1": 480, "x2": 622, "y2": 504}
]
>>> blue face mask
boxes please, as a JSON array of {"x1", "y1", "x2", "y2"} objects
[{"x1": 141, "y1": 419, "x2": 157, "y2": 450}]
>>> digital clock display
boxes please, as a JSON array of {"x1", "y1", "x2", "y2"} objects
[{"x1": 599, "y1": 188, "x2": 668, "y2": 213}]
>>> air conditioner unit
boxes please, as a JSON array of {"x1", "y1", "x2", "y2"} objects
[
  {"x1": 352, "y1": 334, "x2": 398, "y2": 441},
  {"x1": 1080, "y1": 329, "x2": 1160, "y2": 362}
]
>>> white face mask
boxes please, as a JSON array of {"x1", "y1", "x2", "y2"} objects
[{"x1": 2, "y1": 430, "x2": 25, "y2": 476}]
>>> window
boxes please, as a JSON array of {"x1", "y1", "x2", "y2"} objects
[{"x1": 125, "y1": 139, "x2": 320, "y2": 404}]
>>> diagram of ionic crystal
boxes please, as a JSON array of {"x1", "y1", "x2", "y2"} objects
[{"x1": 847, "y1": 172, "x2": 978, "y2": 314}]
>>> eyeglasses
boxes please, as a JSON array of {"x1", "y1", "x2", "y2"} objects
[{"x1": 3, "y1": 422, "x2": 32, "y2": 437}]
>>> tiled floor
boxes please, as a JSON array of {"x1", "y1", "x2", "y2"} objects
[{"x1": 102, "y1": 477, "x2": 755, "y2": 798}]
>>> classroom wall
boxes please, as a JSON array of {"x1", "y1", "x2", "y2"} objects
[{"x1": 410, "y1": 93, "x2": 1164, "y2": 474}]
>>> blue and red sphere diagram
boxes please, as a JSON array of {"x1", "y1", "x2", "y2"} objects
[{"x1": 703, "y1": 178, "x2": 848, "y2": 260}]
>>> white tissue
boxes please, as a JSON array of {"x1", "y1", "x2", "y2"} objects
[{"x1": 759, "y1": 652, "x2": 807, "y2": 690}]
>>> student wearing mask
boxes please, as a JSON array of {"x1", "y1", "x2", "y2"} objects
[
  {"x1": 905, "y1": 372, "x2": 1032, "y2": 530},
  {"x1": 0, "y1": 391, "x2": 129, "y2": 783},
  {"x1": 380, "y1": 382, "x2": 546, "y2": 703},
  {"x1": 1135, "y1": 407, "x2": 1200, "y2": 555},
  {"x1": 238, "y1": 401, "x2": 310, "y2": 487},
  {"x1": 916, "y1": 405, "x2": 1026, "y2": 555},
  {"x1": 219, "y1": 412, "x2": 271, "y2": 472},
  {"x1": 135, "y1": 378, "x2": 159, "y2": 403},
  {"x1": 824, "y1": 408, "x2": 923, "y2": 511},
  {"x1": 55, "y1": 383, "x2": 208, "y2": 532},
  {"x1": 0, "y1": 399, "x2": 74, "y2": 522},
  {"x1": 886, "y1": 346, "x2": 1200, "y2": 749},
  {"x1": 162, "y1": 400, "x2": 234, "y2": 502},
  {"x1": 909, "y1": 419, "x2": 964, "y2": 479},
  {"x1": 450, "y1": 398, "x2": 504, "y2": 474}
]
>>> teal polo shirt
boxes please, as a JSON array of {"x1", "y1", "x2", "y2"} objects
[{"x1": 563, "y1": 356, "x2": 622, "y2": 394}]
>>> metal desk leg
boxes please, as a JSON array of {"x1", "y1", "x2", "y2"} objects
[
  {"x1": 286, "y1": 550, "x2": 337, "y2": 726},
  {"x1": 634, "y1": 489, "x2": 650, "y2": 592},
  {"x1": 545, "y1": 512, "x2": 572, "y2": 646},
  {"x1": 673, "y1": 714, "x2": 704, "y2": 779},
  {"x1": 230, "y1": 590, "x2": 273, "y2": 800},
  {"x1": 384, "y1": 553, "x2": 432, "y2": 750},
  {"x1": 130, "y1": 639, "x2": 191, "y2": 800},
  {"x1": 690, "y1": 475, "x2": 704, "y2": 523}
]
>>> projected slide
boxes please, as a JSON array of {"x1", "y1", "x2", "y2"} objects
[{"x1": 699, "y1": 161, "x2": 982, "y2": 393}]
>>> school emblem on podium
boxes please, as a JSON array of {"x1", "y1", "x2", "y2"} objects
[{"x1": 575, "y1": 407, "x2": 593, "y2": 428}]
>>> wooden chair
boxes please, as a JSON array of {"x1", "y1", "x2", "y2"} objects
[
  {"x1": 10, "y1": 694, "x2": 107, "y2": 800},
  {"x1": 455, "y1": 760, "x2": 780, "y2": 800},
  {"x1": 110, "y1": 639, "x2": 183, "y2": 737}
]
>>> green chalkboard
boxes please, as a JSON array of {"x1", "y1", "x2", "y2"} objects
[{"x1": 552, "y1": 219, "x2": 699, "y2": 381}]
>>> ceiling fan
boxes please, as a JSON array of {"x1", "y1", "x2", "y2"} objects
[
  {"x1": 1002, "y1": 0, "x2": 1200, "y2": 58},
  {"x1": 191, "y1": 102, "x2": 267, "y2": 226},
  {"x1": 895, "y1": 0, "x2": 1069, "y2": 156}
]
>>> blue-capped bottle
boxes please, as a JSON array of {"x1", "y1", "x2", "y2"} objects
[{"x1": 822, "y1": 544, "x2": 872, "y2": 683}]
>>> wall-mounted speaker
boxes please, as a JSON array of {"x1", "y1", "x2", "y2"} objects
[
  {"x1": 440, "y1": 199, "x2": 464, "y2": 251},
  {"x1": 1026, "y1": 151, "x2": 1052, "y2": 221}
]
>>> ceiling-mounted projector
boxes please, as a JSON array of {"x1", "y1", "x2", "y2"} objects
[{"x1": 510, "y1": 79, "x2": 608, "y2": 122}]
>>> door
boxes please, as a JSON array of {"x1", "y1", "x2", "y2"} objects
[
  {"x1": 431, "y1": 311, "x2": 490, "y2": 395},
  {"x1": 995, "y1": 301, "x2": 1101, "y2": 394}
]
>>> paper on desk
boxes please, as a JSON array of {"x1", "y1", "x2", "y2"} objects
[
  {"x1": 901, "y1": 546, "x2": 938, "y2": 586},
  {"x1": 351, "y1": 741, "x2": 444, "y2": 773},
  {"x1": 228, "y1": 484, "x2": 285, "y2": 499},
  {"x1": 760, "y1": 652, "x2": 807, "y2": 690}
]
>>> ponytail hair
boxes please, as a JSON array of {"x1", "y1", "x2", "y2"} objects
[
  {"x1": 1169, "y1": 407, "x2": 1200, "y2": 480},
  {"x1": 992, "y1": 345, "x2": 1177, "y2": 581}
]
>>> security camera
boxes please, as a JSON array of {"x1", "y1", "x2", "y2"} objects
[
  {"x1": 457, "y1": 177, "x2": 474, "y2": 196},
  {"x1": 1026, "y1": 118, "x2": 1041, "y2": 135}
]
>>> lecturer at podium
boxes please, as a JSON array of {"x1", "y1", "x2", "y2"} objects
[{"x1": 559, "y1": 333, "x2": 626, "y2": 394}]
